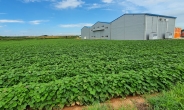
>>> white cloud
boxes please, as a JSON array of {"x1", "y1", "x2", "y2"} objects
[
  {"x1": 23, "y1": 0, "x2": 40, "y2": 2},
  {"x1": 59, "y1": 23, "x2": 93, "y2": 28},
  {"x1": 22, "y1": 0, "x2": 56, "y2": 3},
  {"x1": 127, "y1": 0, "x2": 167, "y2": 6},
  {"x1": 102, "y1": 0, "x2": 113, "y2": 3},
  {"x1": 88, "y1": 3, "x2": 103, "y2": 9},
  {"x1": 0, "y1": 19, "x2": 24, "y2": 23},
  {"x1": 87, "y1": 3, "x2": 110, "y2": 9},
  {"x1": 55, "y1": 0, "x2": 84, "y2": 9},
  {"x1": 29, "y1": 20, "x2": 49, "y2": 25},
  {"x1": 126, "y1": 0, "x2": 184, "y2": 14}
]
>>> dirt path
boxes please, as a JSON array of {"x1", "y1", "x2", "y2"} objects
[{"x1": 62, "y1": 95, "x2": 149, "y2": 110}]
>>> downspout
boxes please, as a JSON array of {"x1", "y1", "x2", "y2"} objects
[
  {"x1": 166, "y1": 20, "x2": 168, "y2": 32},
  {"x1": 110, "y1": 23, "x2": 111, "y2": 40},
  {"x1": 144, "y1": 15, "x2": 147, "y2": 40},
  {"x1": 157, "y1": 16, "x2": 158, "y2": 35},
  {"x1": 124, "y1": 16, "x2": 125, "y2": 40},
  {"x1": 89, "y1": 28, "x2": 90, "y2": 39},
  {"x1": 173, "y1": 19, "x2": 176, "y2": 38}
]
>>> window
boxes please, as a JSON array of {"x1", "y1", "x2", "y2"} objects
[
  {"x1": 106, "y1": 35, "x2": 108, "y2": 37},
  {"x1": 106, "y1": 27, "x2": 108, "y2": 29},
  {"x1": 102, "y1": 36, "x2": 104, "y2": 37},
  {"x1": 102, "y1": 25, "x2": 104, "y2": 27},
  {"x1": 94, "y1": 36, "x2": 96, "y2": 37},
  {"x1": 97, "y1": 26, "x2": 99, "y2": 28}
]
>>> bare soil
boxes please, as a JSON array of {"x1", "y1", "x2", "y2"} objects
[{"x1": 62, "y1": 95, "x2": 150, "y2": 110}]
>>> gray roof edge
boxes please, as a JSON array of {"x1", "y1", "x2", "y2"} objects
[
  {"x1": 125, "y1": 13, "x2": 177, "y2": 18},
  {"x1": 97, "y1": 21, "x2": 111, "y2": 24},
  {"x1": 91, "y1": 21, "x2": 110, "y2": 27},
  {"x1": 83, "y1": 13, "x2": 177, "y2": 28},
  {"x1": 82, "y1": 21, "x2": 110, "y2": 29},
  {"x1": 111, "y1": 13, "x2": 177, "y2": 23},
  {"x1": 81, "y1": 26, "x2": 91, "y2": 29}
]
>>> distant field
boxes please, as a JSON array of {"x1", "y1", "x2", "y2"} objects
[
  {"x1": 0, "y1": 39, "x2": 184, "y2": 110},
  {"x1": 0, "y1": 35, "x2": 80, "y2": 40}
]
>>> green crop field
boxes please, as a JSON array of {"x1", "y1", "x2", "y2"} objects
[{"x1": 0, "y1": 39, "x2": 184, "y2": 110}]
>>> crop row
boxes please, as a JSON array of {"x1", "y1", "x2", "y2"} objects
[
  {"x1": 1, "y1": 64, "x2": 184, "y2": 109},
  {"x1": 0, "y1": 40, "x2": 184, "y2": 88},
  {"x1": 0, "y1": 39, "x2": 184, "y2": 109}
]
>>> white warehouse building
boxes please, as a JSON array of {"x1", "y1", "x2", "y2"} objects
[{"x1": 81, "y1": 13, "x2": 176, "y2": 40}]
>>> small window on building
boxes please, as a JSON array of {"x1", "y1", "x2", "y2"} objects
[
  {"x1": 93, "y1": 27, "x2": 95, "y2": 29},
  {"x1": 106, "y1": 27, "x2": 108, "y2": 29},
  {"x1": 106, "y1": 35, "x2": 108, "y2": 37},
  {"x1": 102, "y1": 36, "x2": 104, "y2": 37},
  {"x1": 94, "y1": 36, "x2": 96, "y2": 37},
  {"x1": 102, "y1": 25, "x2": 104, "y2": 27},
  {"x1": 97, "y1": 26, "x2": 99, "y2": 28}
]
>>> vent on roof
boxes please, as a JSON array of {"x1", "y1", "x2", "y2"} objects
[{"x1": 159, "y1": 18, "x2": 163, "y2": 21}]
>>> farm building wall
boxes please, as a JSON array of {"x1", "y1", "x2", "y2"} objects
[
  {"x1": 124, "y1": 15, "x2": 145, "y2": 40},
  {"x1": 145, "y1": 15, "x2": 176, "y2": 39},
  {"x1": 111, "y1": 14, "x2": 145, "y2": 40},
  {"x1": 81, "y1": 26, "x2": 90, "y2": 39},
  {"x1": 81, "y1": 13, "x2": 176, "y2": 40},
  {"x1": 90, "y1": 22, "x2": 110, "y2": 40}
]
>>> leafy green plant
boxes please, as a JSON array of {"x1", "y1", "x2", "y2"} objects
[{"x1": 0, "y1": 39, "x2": 184, "y2": 109}]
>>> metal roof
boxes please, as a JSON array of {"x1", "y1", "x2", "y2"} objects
[
  {"x1": 91, "y1": 21, "x2": 110, "y2": 27},
  {"x1": 81, "y1": 26, "x2": 91, "y2": 29},
  {"x1": 125, "y1": 13, "x2": 177, "y2": 19},
  {"x1": 111, "y1": 13, "x2": 177, "y2": 23},
  {"x1": 82, "y1": 13, "x2": 177, "y2": 27},
  {"x1": 82, "y1": 22, "x2": 110, "y2": 29},
  {"x1": 84, "y1": 26, "x2": 91, "y2": 28}
]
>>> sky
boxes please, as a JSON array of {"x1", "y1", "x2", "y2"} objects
[{"x1": 0, "y1": 0, "x2": 184, "y2": 36}]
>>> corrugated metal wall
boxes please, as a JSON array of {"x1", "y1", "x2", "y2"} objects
[
  {"x1": 145, "y1": 16, "x2": 175, "y2": 39},
  {"x1": 124, "y1": 15, "x2": 145, "y2": 40},
  {"x1": 111, "y1": 16, "x2": 125, "y2": 40},
  {"x1": 111, "y1": 15, "x2": 145, "y2": 40},
  {"x1": 81, "y1": 27, "x2": 90, "y2": 39},
  {"x1": 81, "y1": 14, "x2": 176, "y2": 40},
  {"x1": 90, "y1": 22, "x2": 110, "y2": 40}
]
